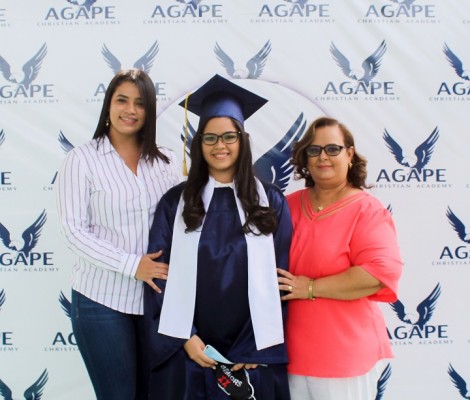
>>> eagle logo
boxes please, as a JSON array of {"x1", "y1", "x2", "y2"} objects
[
  {"x1": 253, "y1": 113, "x2": 305, "y2": 192},
  {"x1": 390, "y1": 283, "x2": 441, "y2": 329},
  {"x1": 284, "y1": 0, "x2": 309, "y2": 8},
  {"x1": 390, "y1": 0, "x2": 416, "y2": 8},
  {"x1": 214, "y1": 41, "x2": 272, "y2": 80},
  {"x1": 58, "y1": 131, "x2": 74, "y2": 154},
  {"x1": 181, "y1": 113, "x2": 306, "y2": 192},
  {"x1": 446, "y1": 207, "x2": 470, "y2": 244},
  {"x1": 175, "y1": 0, "x2": 202, "y2": 9},
  {"x1": 0, "y1": 44, "x2": 47, "y2": 89},
  {"x1": 443, "y1": 43, "x2": 470, "y2": 82},
  {"x1": 375, "y1": 363, "x2": 392, "y2": 400},
  {"x1": 102, "y1": 41, "x2": 159, "y2": 75},
  {"x1": 0, "y1": 370, "x2": 48, "y2": 400},
  {"x1": 449, "y1": 364, "x2": 470, "y2": 399},
  {"x1": 65, "y1": 0, "x2": 97, "y2": 11},
  {"x1": 330, "y1": 40, "x2": 387, "y2": 87},
  {"x1": 59, "y1": 291, "x2": 72, "y2": 319},
  {"x1": 0, "y1": 211, "x2": 47, "y2": 257},
  {"x1": 382, "y1": 127, "x2": 439, "y2": 173}
]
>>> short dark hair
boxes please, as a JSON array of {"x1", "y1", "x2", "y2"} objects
[
  {"x1": 291, "y1": 116, "x2": 369, "y2": 189},
  {"x1": 93, "y1": 68, "x2": 169, "y2": 164}
]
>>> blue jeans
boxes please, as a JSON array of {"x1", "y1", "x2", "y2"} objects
[{"x1": 71, "y1": 290, "x2": 147, "y2": 400}]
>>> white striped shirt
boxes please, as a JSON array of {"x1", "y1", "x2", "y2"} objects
[{"x1": 56, "y1": 136, "x2": 182, "y2": 315}]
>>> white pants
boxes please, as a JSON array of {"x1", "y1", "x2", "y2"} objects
[{"x1": 288, "y1": 360, "x2": 389, "y2": 400}]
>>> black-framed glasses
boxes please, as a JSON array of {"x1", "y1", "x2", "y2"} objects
[
  {"x1": 201, "y1": 131, "x2": 240, "y2": 145},
  {"x1": 305, "y1": 144, "x2": 346, "y2": 157}
]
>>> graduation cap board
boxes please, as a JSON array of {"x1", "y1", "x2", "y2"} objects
[{"x1": 204, "y1": 345, "x2": 256, "y2": 400}]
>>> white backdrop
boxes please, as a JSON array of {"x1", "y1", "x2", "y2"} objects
[{"x1": 1, "y1": 1, "x2": 470, "y2": 399}]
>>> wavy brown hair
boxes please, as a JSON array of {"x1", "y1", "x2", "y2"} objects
[
  {"x1": 182, "y1": 118, "x2": 277, "y2": 235},
  {"x1": 93, "y1": 68, "x2": 169, "y2": 164},
  {"x1": 291, "y1": 116, "x2": 370, "y2": 189}
]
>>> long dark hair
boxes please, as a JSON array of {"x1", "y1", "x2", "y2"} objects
[
  {"x1": 291, "y1": 116, "x2": 370, "y2": 189},
  {"x1": 93, "y1": 68, "x2": 169, "y2": 164},
  {"x1": 182, "y1": 117, "x2": 277, "y2": 235}
]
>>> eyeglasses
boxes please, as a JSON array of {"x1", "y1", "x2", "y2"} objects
[
  {"x1": 201, "y1": 131, "x2": 240, "y2": 146},
  {"x1": 305, "y1": 144, "x2": 346, "y2": 157}
]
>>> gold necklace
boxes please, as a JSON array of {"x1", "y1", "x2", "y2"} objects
[{"x1": 311, "y1": 184, "x2": 348, "y2": 212}]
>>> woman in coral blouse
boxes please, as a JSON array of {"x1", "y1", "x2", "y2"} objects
[{"x1": 277, "y1": 116, "x2": 403, "y2": 400}]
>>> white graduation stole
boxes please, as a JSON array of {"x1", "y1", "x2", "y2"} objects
[{"x1": 158, "y1": 176, "x2": 284, "y2": 350}]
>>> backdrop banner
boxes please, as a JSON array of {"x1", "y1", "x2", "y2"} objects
[{"x1": 0, "y1": 1, "x2": 469, "y2": 398}]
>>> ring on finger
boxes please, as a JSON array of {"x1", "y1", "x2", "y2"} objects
[{"x1": 288, "y1": 285, "x2": 293, "y2": 292}]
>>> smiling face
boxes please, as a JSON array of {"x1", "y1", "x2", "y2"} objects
[
  {"x1": 307, "y1": 124, "x2": 354, "y2": 188},
  {"x1": 201, "y1": 117, "x2": 240, "y2": 183},
  {"x1": 108, "y1": 81, "x2": 146, "y2": 142}
]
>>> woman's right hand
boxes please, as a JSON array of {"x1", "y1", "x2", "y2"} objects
[
  {"x1": 277, "y1": 268, "x2": 311, "y2": 300},
  {"x1": 183, "y1": 335, "x2": 217, "y2": 369},
  {"x1": 135, "y1": 251, "x2": 169, "y2": 293}
]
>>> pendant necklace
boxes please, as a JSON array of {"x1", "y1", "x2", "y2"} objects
[{"x1": 312, "y1": 184, "x2": 348, "y2": 212}]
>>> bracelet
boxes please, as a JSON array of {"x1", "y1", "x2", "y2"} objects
[{"x1": 308, "y1": 279, "x2": 315, "y2": 300}]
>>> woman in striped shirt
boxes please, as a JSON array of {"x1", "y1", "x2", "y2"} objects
[{"x1": 56, "y1": 69, "x2": 182, "y2": 400}]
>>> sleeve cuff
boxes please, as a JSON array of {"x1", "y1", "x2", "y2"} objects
[{"x1": 120, "y1": 253, "x2": 141, "y2": 280}]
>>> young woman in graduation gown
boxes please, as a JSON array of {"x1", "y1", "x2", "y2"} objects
[{"x1": 143, "y1": 75, "x2": 292, "y2": 399}]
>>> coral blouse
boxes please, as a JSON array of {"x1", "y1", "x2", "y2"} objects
[{"x1": 286, "y1": 189, "x2": 403, "y2": 377}]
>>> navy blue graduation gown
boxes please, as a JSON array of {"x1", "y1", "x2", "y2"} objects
[{"x1": 143, "y1": 181, "x2": 292, "y2": 400}]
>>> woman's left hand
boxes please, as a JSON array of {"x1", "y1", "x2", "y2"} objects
[
  {"x1": 277, "y1": 268, "x2": 311, "y2": 300},
  {"x1": 135, "y1": 251, "x2": 169, "y2": 293}
]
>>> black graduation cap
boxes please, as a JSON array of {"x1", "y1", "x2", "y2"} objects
[
  {"x1": 179, "y1": 74, "x2": 268, "y2": 129},
  {"x1": 179, "y1": 74, "x2": 268, "y2": 175},
  {"x1": 214, "y1": 363, "x2": 255, "y2": 400}
]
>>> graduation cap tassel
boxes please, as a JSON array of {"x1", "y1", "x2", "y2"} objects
[{"x1": 182, "y1": 93, "x2": 191, "y2": 177}]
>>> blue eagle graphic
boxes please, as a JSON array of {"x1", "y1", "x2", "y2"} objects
[
  {"x1": 390, "y1": 283, "x2": 441, "y2": 329},
  {"x1": 375, "y1": 363, "x2": 392, "y2": 400},
  {"x1": 253, "y1": 113, "x2": 306, "y2": 192},
  {"x1": 65, "y1": 0, "x2": 97, "y2": 11},
  {"x1": 390, "y1": 0, "x2": 416, "y2": 8},
  {"x1": 58, "y1": 131, "x2": 75, "y2": 154},
  {"x1": 59, "y1": 291, "x2": 72, "y2": 319},
  {"x1": 0, "y1": 130, "x2": 4, "y2": 147},
  {"x1": 181, "y1": 113, "x2": 306, "y2": 192},
  {"x1": 330, "y1": 40, "x2": 387, "y2": 87},
  {"x1": 449, "y1": 364, "x2": 470, "y2": 399},
  {"x1": 0, "y1": 369, "x2": 48, "y2": 400},
  {"x1": 214, "y1": 40, "x2": 272, "y2": 80},
  {"x1": 0, "y1": 210, "x2": 47, "y2": 257},
  {"x1": 176, "y1": 0, "x2": 202, "y2": 9},
  {"x1": 446, "y1": 207, "x2": 470, "y2": 244},
  {"x1": 0, "y1": 289, "x2": 5, "y2": 311},
  {"x1": 443, "y1": 43, "x2": 470, "y2": 81},
  {"x1": 102, "y1": 41, "x2": 159, "y2": 75},
  {"x1": 0, "y1": 44, "x2": 47, "y2": 90},
  {"x1": 382, "y1": 127, "x2": 439, "y2": 173}
]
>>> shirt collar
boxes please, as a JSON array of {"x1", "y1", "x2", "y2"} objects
[{"x1": 97, "y1": 135, "x2": 115, "y2": 156}]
